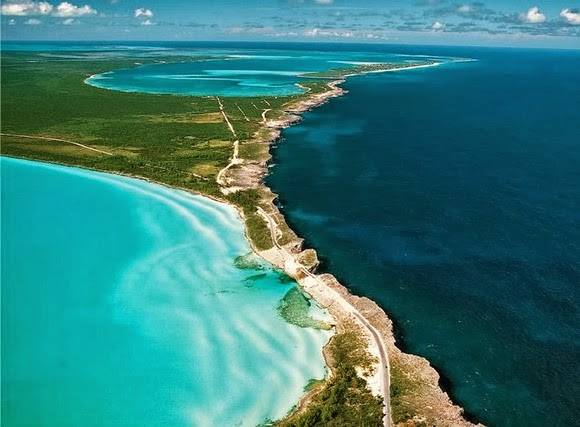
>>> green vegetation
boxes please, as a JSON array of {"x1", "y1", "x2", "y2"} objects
[
  {"x1": 226, "y1": 188, "x2": 274, "y2": 250},
  {"x1": 277, "y1": 325, "x2": 383, "y2": 427},
  {"x1": 389, "y1": 356, "x2": 447, "y2": 426},
  {"x1": 303, "y1": 60, "x2": 438, "y2": 79},
  {"x1": 390, "y1": 361, "x2": 422, "y2": 424},
  {"x1": 304, "y1": 378, "x2": 325, "y2": 392},
  {"x1": 297, "y1": 249, "x2": 319, "y2": 270},
  {"x1": 277, "y1": 288, "x2": 332, "y2": 330}
]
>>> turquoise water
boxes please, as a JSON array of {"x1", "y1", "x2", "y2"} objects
[
  {"x1": 78, "y1": 44, "x2": 448, "y2": 97},
  {"x1": 1, "y1": 157, "x2": 331, "y2": 426},
  {"x1": 86, "y1": 60, "x2": 313, "y2": 97}
]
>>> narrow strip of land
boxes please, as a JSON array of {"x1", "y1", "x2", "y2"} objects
[
  {"x1": 256, "y1": 206, "x2": 392, "y2": 427},
  {"x1": 217, "y1": 87, "x2": 391, "y2": 426},
  {"x1": 0, "y1": 133, "x2": 113, "y2": 156}
]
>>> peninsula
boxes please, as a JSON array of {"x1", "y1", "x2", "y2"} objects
[{"x1": 1, "y1": 48, "x2": 476, "y2": 426}]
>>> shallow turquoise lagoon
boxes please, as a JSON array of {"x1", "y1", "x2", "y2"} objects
[
  {"x1": 1, "y1": 157, "x2": 331, "y2": 427},
  {"x1": 83, "y1": 47, "x2": 443, "y2": 97}
]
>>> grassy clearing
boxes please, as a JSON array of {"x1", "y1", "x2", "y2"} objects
[{"x1": 238, "y1": 142, "x2": 270, "y2": 161}]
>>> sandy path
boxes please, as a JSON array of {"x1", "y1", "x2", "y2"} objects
[
  {"x1": 236, "y1": 104, "x2": 250, "y2": 122},
  {"x1": 216, "y1": 97, "x2": 237, "y2": 138},
  {"x1": 1, "y1": 133, "x2": 113, "y2": 156},
  {"x1": 261, "y1": 109, "x2": 271, "y2": 125},
  {"x1": 256, "y1": 207, "x2": 391, "y2": 427},
  {"x1": 215, "y1": 97, "x2": 241, "y2": 189}
]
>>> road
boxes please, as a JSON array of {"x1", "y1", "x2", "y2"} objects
[
  {"x1": 1, "y1": 133, "x2": 113, "y2": 156},
  {"x1": 261, "y1": 108, "x2": 271, "y2": 125},
  {"x1": 216, "y1": 95, "x2": 391, "y2": 426},
  {"x1": 215, "y1": 97, "x2": 241, "y2": 187},
  {"x1": 256, "y1": 206, "x2": 392, "y2": 427}
]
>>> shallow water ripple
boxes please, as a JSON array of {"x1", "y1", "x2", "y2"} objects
[{"x1": 1, "y1": 157, "x2": 331, "y2": 427}]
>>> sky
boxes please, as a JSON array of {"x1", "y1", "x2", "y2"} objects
[{"x1": 1, "y1": 0, "x2": 579, "y2": 48}]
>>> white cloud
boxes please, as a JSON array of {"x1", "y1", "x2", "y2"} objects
[
  {"x1": 1, "y1": 2, "x2": 53, "y2": 16},
  {"x1": 1, "y1": 1, "x2": 96, "y2": 17},
  {"x1": 228, "y1": 25, "x2": 388, "y2": 41},
  {"x1": 37, "y1": 1, "x2": 53, "y2": 14},
  {"x1": 62, "y1": 17, "x2": 74, "y2": 24},
  {"x1": 560, "y1": 8, "x2": 580, "y2": 25},
  {"x1": 314, "y1": 0, "x2": 333, "y2": 4},
  {"x1": 24, "y1": 17, "x2": 41, "y2": 24},
  {"x1": 432, "y1": 21, "x2": 445, "y2": 30},
  {"x1": 53, "y1": 2, "x2": 96, "y2": 17},
  {"x1": 520, "y1": 6, "x2": 546, "y2": 23},
  {"x1": 141, "y1": 18, "x2": 153, "y2": 25},
  {"x1": 134, "y1": 7, "x2": 153, "y2": 18}
]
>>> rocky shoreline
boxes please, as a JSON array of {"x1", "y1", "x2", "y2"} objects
[{"x1": 220, "y1": 73, "x2": 481, "y2": 426}]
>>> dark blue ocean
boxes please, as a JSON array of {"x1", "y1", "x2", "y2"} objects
[{"x1": 268, "y1": 46, "x2": 580, "y2": 426}]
